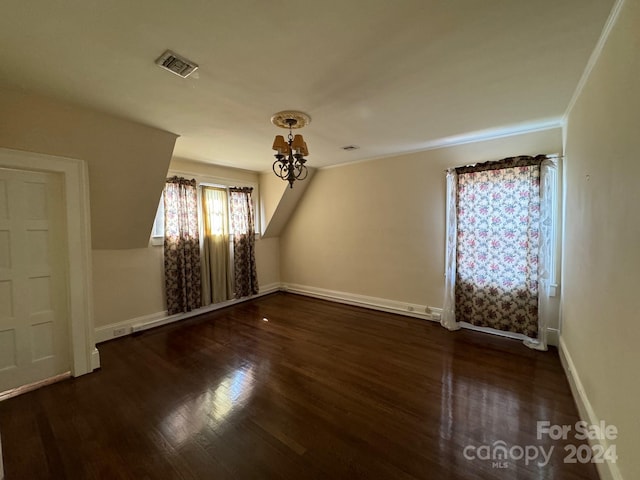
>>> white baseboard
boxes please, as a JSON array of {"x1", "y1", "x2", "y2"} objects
[
  {"x1": 559, "y1": 336, "x2": 622, "y2": 480},
  {"x1": 0, "y1": 372, "x2": 70, "y2": 402},
  {"x1": 94, "y1": 310, "x2": 167, "y2": 343},
  {"x1": 419, "y1": 307, "x2": 559, "y2": 347},
  {"x1": 281, "y1": 283, "x2": 440, "y2": 321},
  {"x1": 454, "y1": 322, "x2": 559, "y2": 348},
  {"x1": 94, "y1": 282, "x2": 281, "y2": 343},
  {"x1": 91, "y1": 347, "x2": 101, "y2": 370}
]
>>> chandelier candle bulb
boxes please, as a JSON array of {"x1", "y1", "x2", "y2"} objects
[{"x1": 292, "y1": 134, "x2": 305, "y2": 150}]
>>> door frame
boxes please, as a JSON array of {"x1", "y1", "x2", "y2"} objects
[{"x1": 0, "y1": 147, "x2": 98, "y2": 376}]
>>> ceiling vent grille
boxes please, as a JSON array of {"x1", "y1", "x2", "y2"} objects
[{"x1": 155, "y1": 50, "x2": 198, "y2": 78}]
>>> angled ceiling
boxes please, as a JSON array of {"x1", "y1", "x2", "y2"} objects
[{"x1": 0, "y1": 0, "x2": 614, "y2": 171}]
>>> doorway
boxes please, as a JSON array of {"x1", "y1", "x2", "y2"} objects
[
  {"x1": 0, "y1": 148, "x2": 96, "y2": 391},
  {"x1": 0, "y1": 168, "x2": 70, "y2": 391}
]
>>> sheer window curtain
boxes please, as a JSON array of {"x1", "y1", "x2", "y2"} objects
[
  {"x1": 229, "y1": 187, "x2": 258, "y2": 298},
  {"x1": 441, "y1": 156, "x2": 556, "y2": 351},
  {"x1": 164, "y1": 176, "x2": 201, "y2": 315},
  {"x1": 441, "y1": 170, "x2": 460, "y2": 332},
  {"x1": 200, "y1": 186, "x2": 232, "y2": 305},
  {"x1": 527, "y1": 158, "x2": 557, "y2": 350}
]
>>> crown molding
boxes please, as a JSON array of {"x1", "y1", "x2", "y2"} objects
[
  {"x1": 563, "y1": 0, "x2": 626, "y2": 121},
  {"x1": 320, "y1": 118, "x2": 564, "y2": 171}
]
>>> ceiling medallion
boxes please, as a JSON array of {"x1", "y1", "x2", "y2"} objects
[
  {"x1": 271, "y1": 111, "x2": 311, "y2": 129},
  {"x1": 270, "y1": 111, "x2": 311, "y2": 188}
]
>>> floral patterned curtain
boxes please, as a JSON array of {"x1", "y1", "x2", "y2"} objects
[
  {"x1": 442, "y1": 156, "x2": 551, "y2": 343},
  {"x1": 164, "y1": 176, "x2": 201, "y2": 314},
  {"x1": 229, "y1": 187, "x2": 258, "y2": 298}
]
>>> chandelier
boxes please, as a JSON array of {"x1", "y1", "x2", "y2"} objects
[{"x1": 271, "y1": 110, "x2": 311, "y2": 188}]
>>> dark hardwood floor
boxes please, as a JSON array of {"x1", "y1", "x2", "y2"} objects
[{"x1": 0, "y1": 293, "x2": 600, "y2": 479}]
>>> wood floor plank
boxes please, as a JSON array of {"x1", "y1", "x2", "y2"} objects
[{"x1": 0, "y1": 293, "x2": 601, "y2": 479}]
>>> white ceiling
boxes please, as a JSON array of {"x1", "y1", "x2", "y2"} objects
[{"x1": 0, "y1": 0, "x2": 614, "y2": 171}]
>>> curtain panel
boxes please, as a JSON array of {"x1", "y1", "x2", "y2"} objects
[
  {"x1": 164, "y1": 176, "x2": 201, "y2": 315},
  {"x1": 441, "y1": 170, "x2": 460, "y2": 332},
  {"x1": 456, "y1": 162, "x2": 541, "y2": 337},
  {"x1": 229, "y1": 187, "x2": 258, "y2": 298},
  {"x1": 526, "y1": 158, "x2": 556, "y2": 350},
  {"x1": 441, "y1": 156, "x2": 556, "y2": 350},
  {"x1": 201, "y1": 186, "x2": 232, "y2": 305}
]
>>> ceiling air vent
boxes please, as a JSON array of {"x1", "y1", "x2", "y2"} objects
[{"x1": 155, "y1": 50, "x2": 198, "y2": 78}]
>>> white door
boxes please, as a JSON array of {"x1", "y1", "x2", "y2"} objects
[{"x1": 0, "y1": 168, "x2": 69, "y2": 392}]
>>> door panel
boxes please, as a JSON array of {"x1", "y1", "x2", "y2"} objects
[{"x1": 0, "y1": 168, "x2": 69, "y2": 392}]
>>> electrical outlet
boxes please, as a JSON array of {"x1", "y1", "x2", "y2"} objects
[{"x1": 113, "y1": 327, "x2": 127, "y2": 337}]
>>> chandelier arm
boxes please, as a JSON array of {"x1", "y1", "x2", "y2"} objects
[
  {"x1": 273, "y1": 159, "x2": 289, "y2": 179},
  {"x1": 296, "y1": 164, "x2": 309, "y2": 181}
]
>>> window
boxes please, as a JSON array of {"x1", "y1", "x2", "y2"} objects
[
  {"x1": 155, "y1": 173, "x2": 260, "y2": 312},
  {"x1": 150, "y1": 195, "x2": 164, "y2": 245},
  {"x1": 441, "y1": 155, "x2": 558, "y2": 350},
  {"x1": 201, "y1": 186, "x2": 232, "y2": 304},
  {"x1": 203, "y1": 187, "x2": 228, "y2": 236},
  {"x1": 150, "y1": 179, "x2": 260, "y2": 246}
]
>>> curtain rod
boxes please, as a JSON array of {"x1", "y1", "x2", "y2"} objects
[{"x1": 445, "y1": 154, "x2": 564, "y2": 172}]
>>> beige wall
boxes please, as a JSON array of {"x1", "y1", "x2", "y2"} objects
[
  {"x1": 92, "y1": 158, "x2": 281, "y2": 328},
  {"x1": 255, "y1": 237, "x2": 280, "y2": 287},
  {"x1": 260, "y1": 169, "x2": 316, "y2": 238},
  {"x1": 280, "y1": 128, "x2": 562, "y2": 312},
  {"x1": 0, "y1": 87, "x2": 177, "y2": 249},
  {"x1": 259, "y1": 171, "x2": 288, "y2": 234},
  {"x1": 93, "y1": 247, "x2": 165, "y2": 327},
  {"x1": 563, "y1": 0, "x2": 640, "y2": 478}
]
